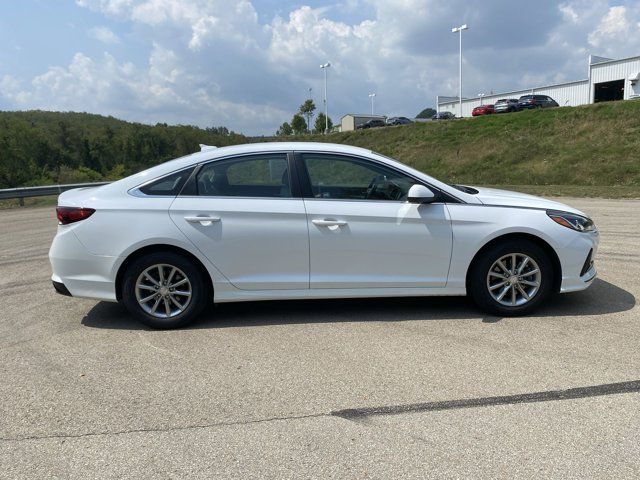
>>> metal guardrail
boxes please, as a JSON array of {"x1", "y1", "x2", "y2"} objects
[{"x1": 0, "y1": 182, "x2": 110, "y2": 203}]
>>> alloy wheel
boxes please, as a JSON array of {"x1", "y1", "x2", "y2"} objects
[
  {"x1": 486, "y1": 253, "x2": 542, "y2": 307},
  {"x1": 135, "y1": 264, "x2": 192, "y2": 318}
]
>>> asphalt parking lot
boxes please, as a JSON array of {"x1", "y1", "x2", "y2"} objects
[{"x1": 1, "y1": 198, "x2": 639, "y2": 479}]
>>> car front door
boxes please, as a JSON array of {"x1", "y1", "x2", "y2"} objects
[
  {"x1": 169, "y1": 152, "x2": 309, "y2": 290},
  {"x1": 296, "y1": 152, "x2": 453, "y2": 289}
]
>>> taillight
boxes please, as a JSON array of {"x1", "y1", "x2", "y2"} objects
[{"x1": 56, "y1": 206, "x2": 96, "y2": 225}]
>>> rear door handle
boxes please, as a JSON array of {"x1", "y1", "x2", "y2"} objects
[
  {"x1": 312, "y1": 219, "x2": 347, "y2": 227},
  {"x1": 184, "y1": 215, "x2": 221, "y2": 225}
]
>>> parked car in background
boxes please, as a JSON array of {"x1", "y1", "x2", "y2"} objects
[
  {"x1": 356, "y1": 119, "x2": 386, "y2": 129},
  {"x1": 431, "y1": 112, "x2": 455, "y2": 120},
  {"x1": 518, "y1": 95, "x2": 559, "y2": 109},
  {"x1": 472, "y1": 104, "x2": 495, "y2": 116},
  {"x1": 494, "y1": 98, "x2": 521, "y2": 113},
  {"x1": 386, "y1": 117, "x2": 413, "y2": 126},
  {"x1": 50, "y1": 142, "x2": 599, "y2": 328}
]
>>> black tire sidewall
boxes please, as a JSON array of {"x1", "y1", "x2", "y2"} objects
[
  {"x1": 468, "y1": 240, "x2": 554, "y2": 317},
  {"x1": 122, "y1": 252, "x2": 208, "y2": 329}
]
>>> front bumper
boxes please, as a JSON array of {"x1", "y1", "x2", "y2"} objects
[{"x1": 558, "y1": 230, "x2": 599, "y2": 293}]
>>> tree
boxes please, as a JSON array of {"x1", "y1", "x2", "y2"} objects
[
  {"x1": 0, "y1": 110, "x2": 247, "y2": 188},
  {"x1": 416, "y1": 107, "x2": 437, "y2": 119},
  {"x1": 291, "y1": 114, "x2": 307, "y2": 135},
  {"x1": 314, "y1": 113, "x2": 333, "y2": 134},
  {"x1": 299, "y1": 99, "x2": 316, "y2": 133},
  {"x1": 276, "y1": 122, "x2": 293, "y2": 136}
]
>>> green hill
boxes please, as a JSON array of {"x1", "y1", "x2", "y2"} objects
[
  {"x1": 292, "y1": 100, "x2": 640, "y2": 197},
  {"x1": 1, "y1": 101, "x2": 640, "y2": 198}
]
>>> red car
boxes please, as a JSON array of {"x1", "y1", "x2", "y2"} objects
[{"x1": 472, "y1": 104, "x2": 494, "y2": 116}]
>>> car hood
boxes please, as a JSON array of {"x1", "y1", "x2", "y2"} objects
[{"x1": 467, "y1": 186, "x2": 587, "y2": 216}]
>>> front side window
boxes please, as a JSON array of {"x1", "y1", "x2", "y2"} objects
[
  {"x1": 197, "y1": 154, "x2": 291, "y2": 197},
  {"x1": 302, "y1": 154, "x2": 414, "y2": 201}
]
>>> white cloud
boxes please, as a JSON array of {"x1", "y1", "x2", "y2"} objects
[
  {"x1": 560, "y1": 4, "x2": 580, "y2": 22},
  {"x1": 3, "y1": 0, "x2": 640, "y2": 135},
  {"x1": 89, "y1": 25, "x2": 121, "y2": 44},
  {"x1": 2, "y1": 45, "x2": 288, "y2": 133},
  {"x1": 77, "y1": 0, "x2": 263, "y2": 51},
  {"x1": 589, "y1": 6, "x2": 634, "y2": 47}
]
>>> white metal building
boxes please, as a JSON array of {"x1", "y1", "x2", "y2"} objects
[{"x1": 437, "y1": 54, "x2": 640, "y2": 117}]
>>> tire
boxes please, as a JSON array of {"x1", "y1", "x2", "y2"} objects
[
  {"x1": 122, "y1": 251, "x2": 209, "y2": 329},
  {"x1": 467, "y1": 239, "x2": 554, "y2": 317}
]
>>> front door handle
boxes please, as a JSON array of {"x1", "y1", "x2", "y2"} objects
[
  {"x1": 312, "y1": 219, "x2": 347, "y2": 227},
  {"x1": 184, "y1": 215, "x2": 221, "y2": 225}
]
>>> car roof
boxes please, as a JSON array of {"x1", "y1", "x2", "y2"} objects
[{"x1": 118, "y1": 142, "x2": 377, "y2": 185}]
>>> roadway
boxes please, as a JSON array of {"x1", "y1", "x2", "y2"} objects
[{"x1": 1, "y1": 198, "x2": 639, "y2": 478}]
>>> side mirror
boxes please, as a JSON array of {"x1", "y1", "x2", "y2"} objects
[{"x1": 407, "y1": 184, "x2": 436, "y2": 204}]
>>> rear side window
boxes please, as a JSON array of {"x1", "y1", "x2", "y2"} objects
[
  {"x1": 139, "y1": 168, "x2": 194, "y2": 196},
  {"x1": 196, "y1": 154, "x2": 291, "y2": 198}
]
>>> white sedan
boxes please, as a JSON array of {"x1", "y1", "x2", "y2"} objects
[{"x1": 49, "y1": 142, "x2": 598, "y2": 328}]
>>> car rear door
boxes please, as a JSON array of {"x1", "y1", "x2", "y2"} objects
[
  {"x1": 169, "y1": 152, "x2": 309, "y2": 291},
  {"x1": 296, "y1": 152, "x2": 453, "y2": 289}
]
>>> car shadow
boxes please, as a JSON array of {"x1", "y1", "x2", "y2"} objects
[{"x1": 81, "y1": 278, "x2": 636, "y2": 331}]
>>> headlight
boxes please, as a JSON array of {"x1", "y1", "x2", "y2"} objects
[{"x1": 546, "y1": 210, "x2": 596, "y2": 232}]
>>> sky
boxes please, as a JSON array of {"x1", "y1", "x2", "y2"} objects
[{"x1": 1, "y1": 0, "x2": 640, "y2": 135}]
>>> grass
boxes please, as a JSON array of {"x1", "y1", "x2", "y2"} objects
[{"x1": 275, "y1": 100, "x2": 640, "y2": 196}]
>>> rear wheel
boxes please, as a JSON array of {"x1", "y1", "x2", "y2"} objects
[
  {"x1": 468, "y1": 240, "x2": 554, "y2": 316},
  {"x1": 122, "y1": 252, "x2": 209, "y2": 329}
]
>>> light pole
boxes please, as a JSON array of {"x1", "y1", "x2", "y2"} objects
[
  {"x1": 478, "y1": 93, "x2": 485, "y2": 106},
  {"x1": 307, "y1": 87, "x2": 313, "y2": 133},
  {"x1": 320, "y1": 62, "x2": 331, "y2": 133},
  {"x1": 451, "y1": 24, "x2": 468, "y2": 118},
  {"x1": 368, "y1": 93, "x2": 376, "y2": 115}
]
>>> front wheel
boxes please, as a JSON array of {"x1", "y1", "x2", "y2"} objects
[
  {"x1": 468, "y1": 240, "x2": 554, "y2": 316},
  {"x1": 122, "y1": 252, "x2": 209, "y2": 329}
]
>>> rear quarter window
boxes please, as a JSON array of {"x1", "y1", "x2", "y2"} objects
[{"x1": 138, "y1": 167, "x2": 194, "y2": 196}]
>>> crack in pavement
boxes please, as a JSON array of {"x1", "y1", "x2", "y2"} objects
[
  {"x1": 0, "y1": 413, "x2": 325, "y2": 443},
  {"x1": 3, "y1": 380, "x2": 639, "y2": 443}
]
